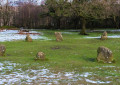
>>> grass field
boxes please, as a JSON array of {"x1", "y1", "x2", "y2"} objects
[{"x1": 0, "y1": 30, "x2": 120, "y2": 84}]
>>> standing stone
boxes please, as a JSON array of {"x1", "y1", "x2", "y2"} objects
[
  {"x1": 97, "y1": 46, "x2": 113, "y2": 63},
  {"x1": 55, "y1": 32, "x2": 63, "y2": 41},
  {"x1": 36, "y1": 52, "x2": 45, "y2": 60},
  {"x1": 101, "y1": 31, "x2": 107, "y2": 40},
  {"x1": 25, "y1": 34, "x2": 32, "y2": 42},
  {"x1": 19, "y1": 29, "x2": 23, "y2": 33},
  {"x1": 0, "y1": 45, "x2": 6, "y2": 56}
]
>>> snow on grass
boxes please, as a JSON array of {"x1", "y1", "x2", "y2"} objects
[
  {"x1": 0, "y1": 61, "x2": 80, "y2": 84},
  {"x1": 80, "y1": 72, "x2": 93, "y2": 77},
  {"x1": 92, "y1": 29, "x2": 120, "y2": 32},
  {"x1": 0, "y1": 30, "x2": 49, "y2": 42},
  {"x1": 0, "y1": 61, "x2": 114, "y2": 84},
  {"x1": 85, "y1": 79, "x2": 111, "y2": 84},
  {"x1": 61, "y1": 32, "x2": 77, "y2": 34},
  {"x1": 85, "y1": 35, "x2": 120, "y2": 39}
]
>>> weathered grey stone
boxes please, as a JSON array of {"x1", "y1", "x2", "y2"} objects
[
  {"x1": 36, "y1": 52, "x2": 45, "y2": 60},
  {"x1": 55, "y1": 32, "x2": 63, "y2": 41},
  {"x1": 101, "y1": 31, "x2": 107, "y2": 40},
  {"x1": 0, "y1": 45, "x2": 6, "y2": 56},
  {"x1": 25, "y1": 34, "x2": 32, "y2": 42},
  {"x1": 97, "y1": 46, "x2": 113, "y2": 63}
]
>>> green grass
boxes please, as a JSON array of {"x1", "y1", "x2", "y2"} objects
[
  {"x1": 0, "y1": 30, "x2": 120, "y2": 69},
  {"x1": 0, "y1": 30, "x2": 120, "y2": 84}
]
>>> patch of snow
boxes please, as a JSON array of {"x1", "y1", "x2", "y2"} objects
[
  {"x1": 62, "y1": 32, "x2": 76, "y2": 34},
  {"x1": 93, "y1": 29, "x2": 120, "y2": 32},
  {"x1": 65, "y1": 72, "x2": 74, "y2": 76},
  {"x1": 0, "y1": 61, "x2": 81, "y2": 84},
  {"x1": 0, "y1": 63, "x2": 4, "y2": 66},
  {"x1": 85, "y1": 35, "x2": 120, "y2": 39},
  {"x1": 86, "y1": 79, "x2": 111, "y2": 84},
  {"x1": 102, "y1": 66, "x2": 116, "y2": 68},
  {"x1": 80, "y1": 72, "x2": 92, "y2": 77},
  {"x1": 85, "y1": 36, "x2": 101, "y2": 39},
  {"x1": 0, "y1": 61, "x2": 115, "y2": 84},
  {"x1": 0, "y1": 30, "x2": 49, "y2": 42}
]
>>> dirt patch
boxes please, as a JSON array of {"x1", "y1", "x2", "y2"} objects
[
  {"x1": 51, "y1": 46, "x2": 72, "y2": 50},
  {"x1": 51, "y1": 46, "x2": 61, "y2": 50},
  {"x1": 6, "y1": 54, "x2": 11, "y2": 56}
]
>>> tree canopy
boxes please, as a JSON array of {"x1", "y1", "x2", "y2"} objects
[{"x1": 0, "y1": 0, "x2": 120, "y2": 33}]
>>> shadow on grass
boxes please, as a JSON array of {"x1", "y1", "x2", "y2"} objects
[
  {"x1": 34, "y1": 58, "x2": 49, "y2": 61},
  {"x1": 28, "y1": 58, "x2": 49, "y2": 62},
  {"x1": 87, "y1": 58, "x2": 96, "y2": 62},
  {"x1": 82, "y1": 57, "x2": 96, "y2": 62}
]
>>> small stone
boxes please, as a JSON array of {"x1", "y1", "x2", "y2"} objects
[
  {"x1": 55, "y1": 32, "x2": 63, "y2": 41},
  {"x1": 97, "y1": 46, "x2": 113, "y2": 63},
  {"x1": 36, "y1": 52, "x2": 45, "y2": 60},
  {"x1": 0, "y1": 45, "x2": 6, "y2": 56},
  {"x1": 25, "y1": 34, "x2": 32, "y2": 42},
  {"x1": 101, "y1": 31, "x2": 107, "y2": 40}
]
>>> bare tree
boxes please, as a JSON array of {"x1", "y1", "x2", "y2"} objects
[
  {"x1": 15, "y1": 0, "x2": 47, "y2": 29},
  {"x1": 0, "y1": 0, "x2": 4, "y2": 26},
  {"x1": 0, "y1": 0, "x2": 15, "y2": 26}
]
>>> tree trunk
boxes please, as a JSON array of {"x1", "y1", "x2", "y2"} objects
[
  {"x1": 113, "y1": 16, "x2": 119, "y2": 29},
  {"x1": 57, "y1": 18, "x2": 60, "y2": 29},
  {"x1": 80, "y1": 18, "x2": 88, "y2": 35}
]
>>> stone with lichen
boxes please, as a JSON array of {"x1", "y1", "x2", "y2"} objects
[
  {"x1": 55, "y1": 32, "x2": 63, "y2": 41},
  {"x1": 0, "y1": 45, "x2": 6, "y2": 56},
  {"x1": 97, "y1": 46, "x2": 113, "y2": 63},
  {"x1": 101, "y1": 31, "x2": 107, "y2": 40},
  {"x1": 36, "y1": 52, "x2": 45, "y2": 60},
  {"x1": 25, "y1": 34, "x2": 32, "y2": 42}
]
